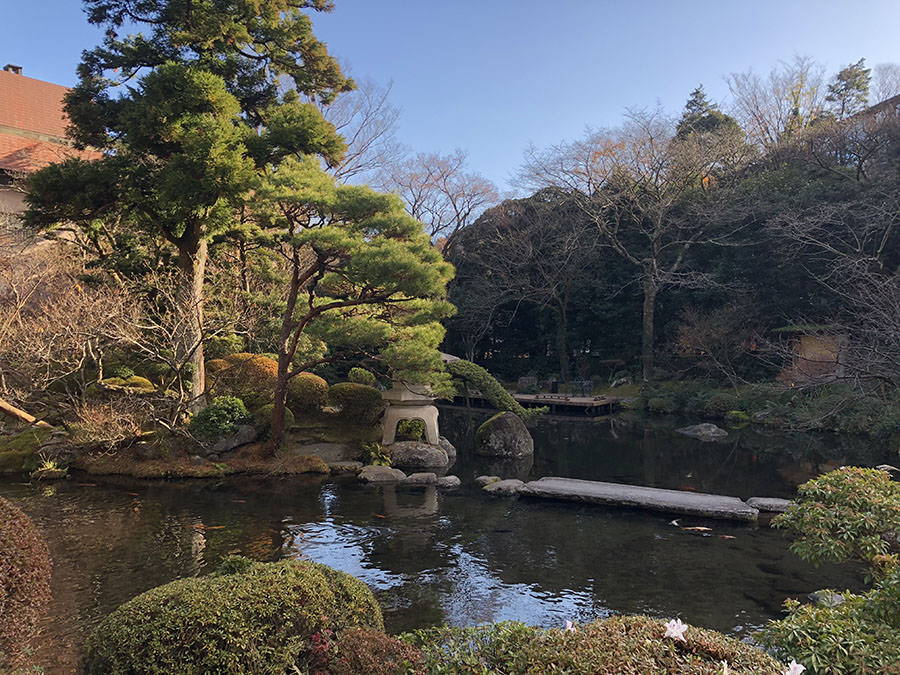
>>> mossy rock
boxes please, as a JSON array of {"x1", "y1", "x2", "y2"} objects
[
  {"x1": 84, "y1": 557, "x2": 384, "y2": 675},
  {"x1": 123, "y1": 375, "x2": 155, "y2": 391},
  {"x1": 0, "y1": 428, "x2": 52, "y2": 474}
]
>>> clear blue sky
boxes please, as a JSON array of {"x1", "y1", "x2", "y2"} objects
[{"x1": 3, "y1": 1, "x2": 900, "y2": 192}]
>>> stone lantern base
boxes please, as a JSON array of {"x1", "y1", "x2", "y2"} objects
[{"x1": 382, "y1": 404, "x2": 439, "y2": 445}]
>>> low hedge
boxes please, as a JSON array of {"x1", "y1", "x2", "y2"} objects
[
  {"x1": 0, "y1": 497, "x2": 52, "y2": 671},
  {"x1": 403, "y1": 615, "x2": 782, "y2": 674},
  {"x1": 84, "y1": 557, "x2": 384, "y2": 675}
]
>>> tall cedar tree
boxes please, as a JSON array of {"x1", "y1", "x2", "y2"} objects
[{"x1": 25, "y1": 0, "x2": 351, "y2": 409}]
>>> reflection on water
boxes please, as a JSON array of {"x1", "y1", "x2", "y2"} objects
[{"x1": 1, "y1": 410, "x2": 893, "y2": 674}]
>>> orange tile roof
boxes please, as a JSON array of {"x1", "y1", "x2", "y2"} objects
[{"x1": 0, "y1": 69, "x2": 101, "y2": 173}]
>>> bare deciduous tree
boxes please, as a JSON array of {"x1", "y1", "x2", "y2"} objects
[
  {"x1": 770, "y1": 174, "x2": 900, "y2": 389},
  {"x1": 315, "y1": 77, "x2": 407, "y2": 183},
  {"x1": 449, "y1": 189, "x2": 600, "y2": 381},
  {"x1": 519, "y1": 108, "x2": 750, "y2": 381},
  {"x1": 726, "y1": 55, "x2": 826, "y2": 148},
  {"x1": 0, "y1": 230, "x2": 133, "y2": 421},
  {"x1": 872, "y1": 63, "x2": 900, "y2": 104},
  {"x1": 376, "y1": 149, "x2": 499, "y2": 251}
]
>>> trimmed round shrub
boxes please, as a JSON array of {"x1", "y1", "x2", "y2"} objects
[
  {"x1": 0, "y1": 497, "x2": 52, "y2": 671},
  {"x1": 223, "y1": 352, "x2": 259, "y2": 363},
  {"x1": 287, "y1": 372, "x2": 329, "y2": 413},
  {"x1": 758, "y1": 575, "x2": 900, "y2": 674},
  {"x1": 188, "y1": 396, "x2": 250, "y2": 440},
  {"x1": 210, "y1": 354, "x2": 279, "y2": 410},
  {"x1": 403, "y1": 615, "x2": 781, "y2": 673},
  {"x1": 328, "y1": 383, "x2": 385, "y2": 426},
  {"x1": 253, "y1": 403, "x2": 295, "y2": 436},
  {"x1": 348, "y1": 367, "x2": 376, "y2": 387},
  {"x1": 205, "y1": 358, "x2": 228, "y2": 375},
  {"x1": 647, "y1": 396, "x2": 677, "y2": 414},
  {"x1": 84, "y1": 557, "x2": 384, "y2": 675},
  {"x1": 100, "y1": 377, "x2": 126, "y2": 387}
]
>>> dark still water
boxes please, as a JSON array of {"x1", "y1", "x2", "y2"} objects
[{"x1": 2, "y1": 409, "x2": 895, "y2": 673}]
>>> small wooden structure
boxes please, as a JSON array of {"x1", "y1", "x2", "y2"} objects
[
  {"x1": 453, "y1": 392, "x2": 617, "y2": 416},
  {"x1": 382, "y1": 383, "x2": 440, "y2": 445}
]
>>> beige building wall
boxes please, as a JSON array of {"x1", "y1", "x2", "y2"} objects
[{"x1": 0, "y1": 187, "x2": 25, "y2": 215}]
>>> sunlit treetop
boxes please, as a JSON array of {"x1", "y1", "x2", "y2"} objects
[{"x1": 68, "y1": 0, "x2": 352, "y2": 147}]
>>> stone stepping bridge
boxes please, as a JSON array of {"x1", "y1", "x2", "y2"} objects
[{"x1": 518, "y1": 477, "x2": 762, "y2": 521}]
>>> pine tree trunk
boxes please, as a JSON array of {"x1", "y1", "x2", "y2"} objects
[
  {"x1": 268, "y1": 249, "x2": 303, "y2": 452},
  {"x1": 175, "y1": 238, "x2": 207, "y2": 412},
  {"x1": 641, "y1": 269, "x2": 657, "y2": 383}
]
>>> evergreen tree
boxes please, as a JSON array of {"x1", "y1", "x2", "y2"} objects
[
  {"x1": 825, "y1": 58, "x2": 871, "y2": 120},
  {"x1": 676, "y1": 85, "x2": 741, "y2": 138},
  {"x1": 26, "y1": 1, "x2": 350, "y2": 410}
]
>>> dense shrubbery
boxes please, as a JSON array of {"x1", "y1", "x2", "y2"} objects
[
  {"x1": 84, "y1": 557, "x2": 384, "y2": 675},
  {"x1": 636, "y1": 381, "x2": 900, "y2": 437},
  {"x1": 755, "y1": 467, "x2": 900, "y2": 673},
  {"x1": 446, "y1": 359, "x2": 546, "y2": 421},
  {"x1": 0, "y1": 497, "x2": 52, "y2": 671},
  {"x1": 348, "y1": 367, "x2": 377, "y2": 387},
  {"x1": 758, "y1": 571, "x2": 900, "y2": 674},
  {"x1": 109, "y1": 364, "x2": 135, "y2": 379},
  {"x1": 208, "y1": 353, "x2": 279, "y2": 410},
  {"x1": 329, "y1": 383, "x2": 385, "y2": 426},
  {"x1": 287, "y1": 372, "x2": 329, "y2": 413},
  {"x1": 772, "y1": 466, "x2": 900, "y2": 566},
  {"x1": 188, "y1": 396, "x2": 250, "y2": 439},
  {"x1": 402, "y1": 615, "x2": 781, "y2": 673}
]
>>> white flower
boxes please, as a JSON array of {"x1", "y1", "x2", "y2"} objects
[
  {"x1": 721, "y1": 660, "x2": 730, "y2": 675},
  {"x1": 783, "y1": 660, "x2": 805, "y2": 675},
  {"x1": 564, "y1": 620, "x2": 576, "y2": 632},
  {"x1": 664, "y1": 618, "x2": 687, "y2": 642}
]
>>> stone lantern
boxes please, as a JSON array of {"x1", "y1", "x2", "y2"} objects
[{"x1": 381, "y1": 382, "x2": 440, "y2": 445}]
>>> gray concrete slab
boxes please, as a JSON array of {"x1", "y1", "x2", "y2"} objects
[{"x1": 519, "y1": 477, "x2": 759, "y2": 521}]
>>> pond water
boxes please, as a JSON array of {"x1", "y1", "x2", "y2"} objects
[{"x1": 2, "y1": 409, "x2": 895, "y2": 673}]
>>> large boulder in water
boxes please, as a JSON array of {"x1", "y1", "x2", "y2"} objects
[
  {"x1": 388, "y1": 441, "x2": 450, "y2": 470},
  {"x1": 675, "y1": 423, "x2": 728, "y2": 441},
  {"x1": 475, "y1": 412, "x2": 533, "y2": 458}
]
